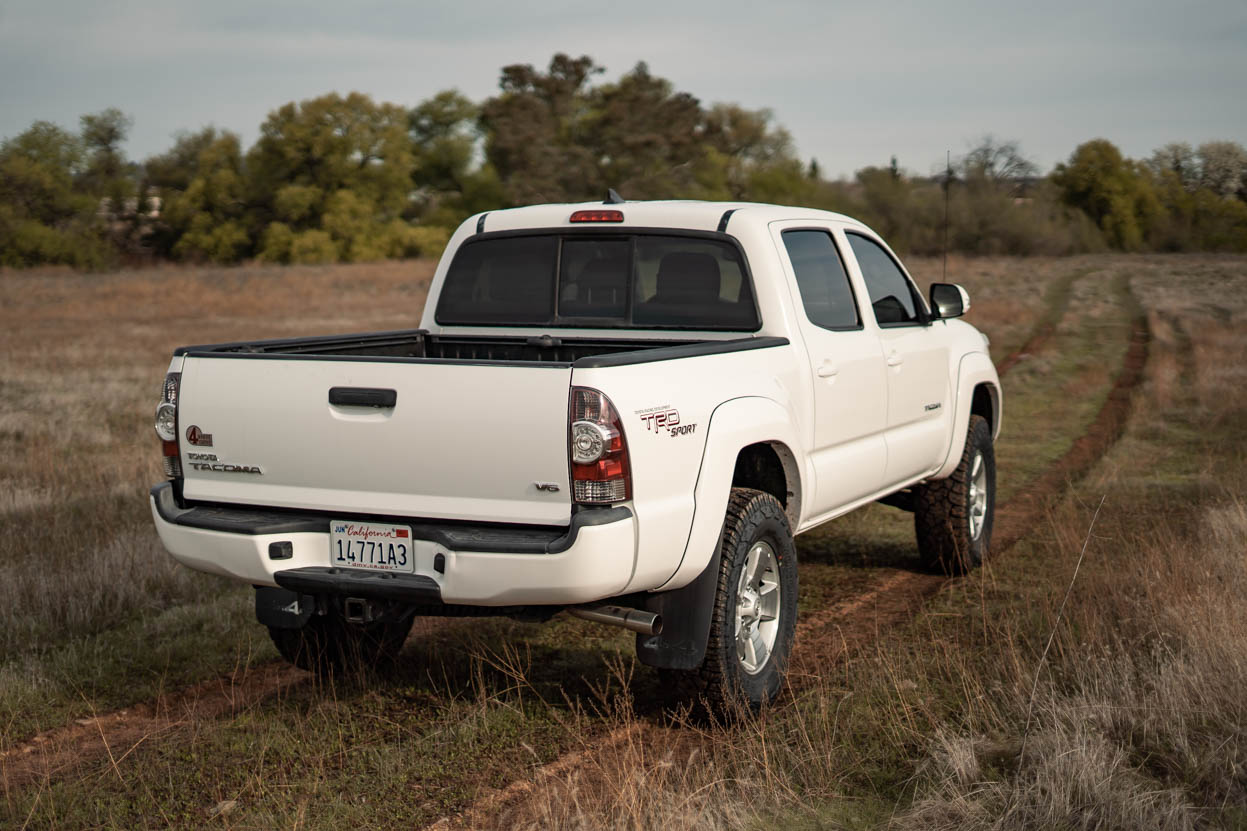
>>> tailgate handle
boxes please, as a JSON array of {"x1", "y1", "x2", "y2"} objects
[{"x1": 329, "y1": 387, "x2": 397, "y2": 408}]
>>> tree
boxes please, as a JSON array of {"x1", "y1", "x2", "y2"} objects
[
  {"x1": 584, "y1": 62, "x2": 704, "y2": 198},
  {"x1": 1146, "y1": 142, "x2": 1199, "y2": 192},
  {"x1": 1052, "y1": 139, "x2": 1158, "y2": 250},
  {"x1": 410, "y1": 90, "x2": 478, "y2": 195},
  {"x1": 958, "y1": 136, "x2": 1038, "y2": 195},
  {"x1": 479, "y1": 53, "x2": 602, "y2": 204},
  {"x1": 408, "y1": 90, "x2": 503, "y2": 227},
  {"x1": 699, "y1": 104, "x2": 803, "y2": 200},
  {"x1": 247, "y1": 92, "x2": 416, "y2": 262},
  {"x1": 0, "y1": 121, "x2": 111, "y2": 267},
  {"x1": 1196, "y1": 141, "x2": 1247, "y2": 199},
  {"x1": 157, "y1": 131, "x2": 250, "y2": 263},
  {"x1": 79, "y1": 109, "x2": 135, "y2": 216},
  {"x1": 145, "y1": 127, "x2": 224, "y2": 192},
  {"x1": 0, "y1": 122, "x2": 86, "y2": 225}
]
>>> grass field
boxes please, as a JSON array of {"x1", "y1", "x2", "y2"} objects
[{"x1": 2, "y1": 254, "x2": 1245, "y2": 829}]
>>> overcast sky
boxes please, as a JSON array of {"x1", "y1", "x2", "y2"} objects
[{"x1": 1, "y1": 0, "x2": 1244, "y2": 179}]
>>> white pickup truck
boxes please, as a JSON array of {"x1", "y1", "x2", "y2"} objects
[{"x1": 151, "y1": 199, "x2": 1000, "y2": 710}]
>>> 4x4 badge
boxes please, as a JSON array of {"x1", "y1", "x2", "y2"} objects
[{"x1": 186, "y1": 425, "x2": 214, "y2": 446}]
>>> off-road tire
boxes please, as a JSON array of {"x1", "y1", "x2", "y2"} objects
[
  {"x1": 914, "y1": 414, "x2": 995, "y2": 574},
  {"x1": 662, "y1": 488, "x2": 798, "y2": 717},
  {"x1": 268, "y1": 607, "x2": 413, "y2": 676}
]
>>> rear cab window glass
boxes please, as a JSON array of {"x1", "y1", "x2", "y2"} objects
[
  {"x1": 437, "y1": 233, "x2": 760, "y2": 331},
  {"x1": 781, "y1": 230, "x2": 860, "y2": 330},
  {"x1": 435, "y1": 235, "x2": 556, "y2": 324},
  {"x1": 846, "y1": 233, "x2": 925, "y2": 326}
]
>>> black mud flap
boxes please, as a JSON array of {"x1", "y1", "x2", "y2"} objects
[
  {"x1": 255, "y1": 586, "x2": 315, "y2": 630},
  {"x1": 634, "y1": 548, "x2": 722, "y2": 671}
]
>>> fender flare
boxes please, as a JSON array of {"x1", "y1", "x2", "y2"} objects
[
  {"x1": 636, "y1": 396, "x2": 804, "y2": 670},
  {"x1": 934, "y1": 352, "x2": 1001, "y2": 480}
]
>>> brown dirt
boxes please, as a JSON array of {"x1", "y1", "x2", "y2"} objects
[
  {"x1": 0, "y1": 662, "x2": 306, "y2": 793},
  {"x1": 990, "y1": 313, "x2": 1149, "y2": 553},
  {"x1": 2, "y1": 286, "x2": 1152, "y2": 814},
  {"x1": 995, "y1": 324, "x2": 1055, "y2": 376},
  {"x1": 442, "y1": 296, "x2": 1153, "y2": 829}
]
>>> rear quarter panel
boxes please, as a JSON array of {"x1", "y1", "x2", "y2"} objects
[{"x1": 573, "y1": 342, "x2": 807, "y2": 593}]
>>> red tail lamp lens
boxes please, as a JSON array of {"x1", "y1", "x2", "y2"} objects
[
  {"x1": 569, "y1": 387, "x2": 631, "y2": 503},
  {"x1": 157, "y1": 372, "x2": 182, "y2": 480},
  {"x1": 569, "y1": 210, "x2": 624, "y2": 223}
]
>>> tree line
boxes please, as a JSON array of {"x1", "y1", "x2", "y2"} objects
[{"x1": 2, "y1": 53, "x2": 1246, "y2": 270}]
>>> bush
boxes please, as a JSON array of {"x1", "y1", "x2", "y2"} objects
[{"x1": 288, "y1": 229, "x2": 338, "y2": 264}]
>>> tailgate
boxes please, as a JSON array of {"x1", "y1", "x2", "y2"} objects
[{"x1": 177, "y1": 357, "x2": 573, "y2": 525}]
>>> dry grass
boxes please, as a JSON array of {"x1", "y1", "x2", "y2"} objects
[
  {"x1": 0, "y1": 260, "x2": 434, "y2": 744},
  {"x1": 437, "y1": 255, "x2": 1247, "y2": 830},
  {"x1": 0, "y1": 259, "x2": 434, "y2": 658},
  {"x1": 2, "y1": 255, "x2": 1246, "y2": 829}
]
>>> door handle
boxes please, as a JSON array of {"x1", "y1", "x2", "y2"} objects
[
  {"x1": 816, "y1": 361, "x2": 840, "y2": 378},
  {"x1": 329, "y1": 387, "x2": 397, "y2": 408},
  {"x1": 886, "y1": 352, "x2": 904, "y2": 367}
]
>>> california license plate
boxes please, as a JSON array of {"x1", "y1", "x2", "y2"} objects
[{"x1": 329, "y1": 520, "x2": 415, "y2": 573}]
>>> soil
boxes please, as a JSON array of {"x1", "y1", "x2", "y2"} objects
[{"x1": 3, "y1": 297, "x2": 1152, "y2": 813}]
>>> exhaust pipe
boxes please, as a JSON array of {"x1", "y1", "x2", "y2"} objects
[{"x1": 568, "y1": 604, "x2": 663, "y2": 636}]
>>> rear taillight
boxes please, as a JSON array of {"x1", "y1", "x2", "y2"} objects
[
  {"x1": 155, "y1": 372, "x2": 182, "y2": 479},
  {"x1": 569, "y1": 387, "x2": 631, "y2": 504}
]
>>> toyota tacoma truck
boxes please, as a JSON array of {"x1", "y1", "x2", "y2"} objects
[{"x1": 150, "y1": 199, "x2": 1000, "y2": 711}]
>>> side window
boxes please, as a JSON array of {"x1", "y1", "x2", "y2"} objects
[
  {"x1": 846, "y1": 233, "x2": 923, "y2": 326},
  {"x1": 781, "y1": 230, "x2": 860, "y2": 330}
]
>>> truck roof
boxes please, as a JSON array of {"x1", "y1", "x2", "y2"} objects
[{"x1": 475, "y1": 200, "x2": 862, "y2": 236}]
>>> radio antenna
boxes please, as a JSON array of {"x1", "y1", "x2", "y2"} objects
[{"x1": 942, "y1": 150, "x2": 951, "y2": 283}]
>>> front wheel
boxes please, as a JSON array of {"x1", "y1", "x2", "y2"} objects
[
  {"x1": 914, "y1": 414, "x2": 995, "y2": 574},
  {"x1": 662, "y1": 488, "x2": 798, "y2": 716}
]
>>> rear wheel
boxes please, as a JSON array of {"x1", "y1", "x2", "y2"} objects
[
  {"x1": 662, "y1": 488, "x2": 798, "y2": 716},
  {"x1": 914, "y1": 414, "x2": 995, "y2": 574},
  {"x1": 268, "y1": 604, "x2": 413, "y2": 676}
]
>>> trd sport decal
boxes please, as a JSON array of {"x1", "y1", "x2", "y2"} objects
[{"x1": 635, "y1": 405, "x2": 697, "y2": 438}]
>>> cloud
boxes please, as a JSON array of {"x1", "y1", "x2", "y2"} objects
[{"x1": 1, "y1": 0, "x2": 1244, "y2": 178}]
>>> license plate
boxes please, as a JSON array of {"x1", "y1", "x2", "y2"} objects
[{"x1": 329, "y1": 520, "x2": 415, "y2": 573}]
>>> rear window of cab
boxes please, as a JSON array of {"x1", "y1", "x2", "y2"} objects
[{"x1": 435, "y1": 233, "x2": 761, "y2": 331}]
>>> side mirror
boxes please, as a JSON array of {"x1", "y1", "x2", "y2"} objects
[{"x1": 930, "y1": 283, "x2": 971, "y2": 319}]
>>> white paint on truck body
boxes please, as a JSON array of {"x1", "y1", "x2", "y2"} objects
[
  {"x1": 176, "y1": 357, "x2": 574, "y2": 524},
  {"x1": 152, "y1": 199, "x2": 1002, "y2": 605}
]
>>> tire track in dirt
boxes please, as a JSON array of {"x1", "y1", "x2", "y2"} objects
[
  {"x1": 4, "y1": 274, "x2": 1145, "y2": 812},
  {"x1": 994, "y1": 266, "x2": 1088, "y2": 376},
  {"x1": 444, "y1": 281, "x2": 1152, "y2": 830},
  {"x1": 1, "y1": 661, "x2": 305, "y2": 794},
  {"x1": 989, "y1": 308, "x2": 1148, "y2": 553},
  {"x1": 793, "y1": 289, "x2": 1149, "y2": 672}
]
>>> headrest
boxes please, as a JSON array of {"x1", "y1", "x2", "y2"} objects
[
  {"x1": 577, "y1": 257, "x2": 627, "y2": 291},
  {"x1": 655, "y1": 252, "x2": 721, "y2": 304}
]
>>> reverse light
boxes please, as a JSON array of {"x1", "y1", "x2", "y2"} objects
[
  {"x1": 154, "y1": 403, "x2": 177, "y2": 441},
  {"x1": 569, "y1": 210, "x2": 624, "y2": 223},
  {"x1": 571, "y1": 420, "x2": 612, "y2": 464},
  {"x1": 569, "y1": 387, "x2": 631, "y2": 504},
  {"x1": 156, "y1": 372, "x2": 182, "y2": 480}
]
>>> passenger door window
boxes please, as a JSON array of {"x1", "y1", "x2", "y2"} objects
[
  {"x1": 846, "y1": 233, "x2": 924, "y2": 326},
  {"x1": 781, "y1": 230, "x2": 860, "y2": 330}
]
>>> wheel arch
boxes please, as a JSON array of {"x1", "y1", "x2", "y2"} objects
[
  {"x1": 731, "y1": 440, "x2": 802, "y2": 531},
  {"x1": 934, "y1": 353, "x2": 1002, "y2": 480},
  {"x1": 971, "y1": 380, "x2": 1001, "y2": 439},
  {"x1": 656, "y1": 396, "x2": 805, "y2": 593}
]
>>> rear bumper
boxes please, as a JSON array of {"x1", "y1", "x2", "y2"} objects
[{"x1": 150, "y1": 483, "x2": 637, "y2": 605}]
